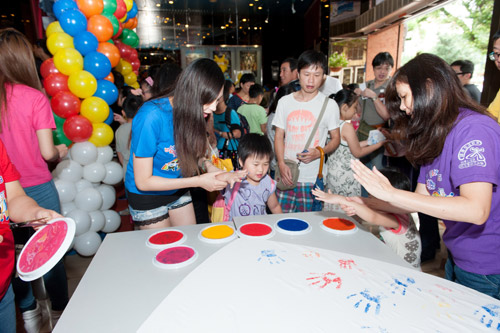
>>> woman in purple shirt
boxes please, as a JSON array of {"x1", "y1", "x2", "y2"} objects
[{"x1": 349, "y1": 53, "x2": 500, "y2": 299}]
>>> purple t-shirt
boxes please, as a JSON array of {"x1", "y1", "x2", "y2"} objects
[
  {"x1": 224, "y1": 175, "x2": 276, "y2": 221},
  {"x1": 418, "y1": 109, "x2": 500, "y2": 275}
]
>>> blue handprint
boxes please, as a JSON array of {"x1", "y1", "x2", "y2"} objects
[
  {"x1": 388, "y1": 275, "x2": 417, "y2": 295},
  {"x1": 347, "y1": 289, "x2": 385, "y2": 315},
  {"x1": 474, "y1": 304, "x2": 500, "y2": 331},
  {"x1": 257, "y1": 249, "x2": 286, "y2": 264}
]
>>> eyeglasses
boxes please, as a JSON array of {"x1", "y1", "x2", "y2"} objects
[
  {"x1": 489, "y1": 52, "x2": 500, "y2": 61},
  {"x1": 455, "y1": 72, "x2": 465, "y2": 76}
]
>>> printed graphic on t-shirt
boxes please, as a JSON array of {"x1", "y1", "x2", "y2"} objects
[
  {"x1": 0, "y1": 191, "x2": 10, "y2": 223},
  {"x1": 458, "y1": 140, "x2": 486, "y2": 169},
  {"x1": 426, "y1": 169, "x2": 455, "y2": 197},
  {"x1": 161, "y1": 145, "x2": 179, "y2": 172},
  {"x1": 286, "y1": 110, "x2": 319, "y2": 153}
]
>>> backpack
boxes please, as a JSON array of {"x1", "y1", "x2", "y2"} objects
[
  {"x1": 225, "y1": 107, "x2": 250, "y2": 137},
  {"x1": 210, "y1": 182, "x2": 241, "y2": 222}
]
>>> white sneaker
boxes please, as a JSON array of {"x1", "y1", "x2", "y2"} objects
[{"x1": 22, "y1": 304, "x2": 42, "y2": 333}]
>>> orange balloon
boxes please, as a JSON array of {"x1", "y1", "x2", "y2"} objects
[
  {"x1": 87, "y1": 15, "x2": 114, "y2": 42},
  {"x1": 130, "y1": 18, "x2": 138, "y2": 30},
  {"x1": 97, "y1": 42, "x2": 120, "y2": 68},
  {"x1": 103, "y1": 72, "x2": 114, "y2": 83},
  {"x1": 76, "y1": 0, "x2": 104, "y2": 18},
  {"x1": 122, "y1": 19, "x2": 133, "y2": 29}
]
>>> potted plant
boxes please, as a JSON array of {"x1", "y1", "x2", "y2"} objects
[{"x1": 328, "y1": 52, "x2": 349, "y2": 72}]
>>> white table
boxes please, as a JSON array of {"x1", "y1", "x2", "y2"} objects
[{"x1": 55, "y1": 213, "x2": 410, "y2": 332}]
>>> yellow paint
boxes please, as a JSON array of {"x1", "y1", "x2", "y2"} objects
[{"x1": 202, "y1": 225, "x2": 234, "y2": 239}]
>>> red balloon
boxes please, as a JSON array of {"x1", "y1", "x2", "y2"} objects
[
  {"x1": 114, "y1": 0, "x2": 126, "y2": 19},
  {"x1": 40, "y1": 58, "x2": 59, "y2": 79},
  {"x1": 130, "y1": 59, "x2": 140, "y2": 71},
  {"x1": 129, "y1": 48, "x2": 138, "y2": 60},
  {"x1": 118, "y1": 43, "x2": 132, "y2": 59},
  {"x1": 51, "y1": 91, "x2": 81, "y2": 119},
  {"x1": 43, "y1": 73, "x2": 69, "y2": 97},
  {"x1": 63, "y1": 115, "x2": 93, "y2": 142},
  {"x1": 113, "y1": 21, "x2": 123, "y2": 39}
]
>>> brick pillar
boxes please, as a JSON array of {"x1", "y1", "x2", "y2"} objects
[{"x1": 365, "y1": 23, "x2": 405, "y2": 81}]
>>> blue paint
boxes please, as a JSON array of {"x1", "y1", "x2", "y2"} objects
[
  {"x1": 347, "y1": 289, "x2": 383, "y2": 315},
  {"x1": 257, "y1": 249, "x2": 285, "y2": 264},
  {"x1": 474, "y1": 304, "x2": 500, "y2": 331},
  {"x1": 277, "y1": 218, "x2": 309, "y2": 232}
]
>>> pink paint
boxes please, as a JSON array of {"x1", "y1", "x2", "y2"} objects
[
  {"x1": 149, "y1": 230, "x2": 184, "y2": 245},
  {"x1": 156, "y1": 246, "x2": 195, "y2": 265},
  {"x1": 18, "y1": 220, "x2": 68, "y2": 273},
  {"x1": 240, "y1": 223, "x2": 272, "y2": 237}
]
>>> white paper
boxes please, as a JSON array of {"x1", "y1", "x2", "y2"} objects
[
  {"x1": 139, "y1": 239, "x2": 499, "y2": 333},
  {"x1": 367, "y1": 129, "x2": 386, "y2": 145}
]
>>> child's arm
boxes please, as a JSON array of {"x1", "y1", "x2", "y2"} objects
[
  {"x1": 267, "y1": 193, "x2": 282, "y2": 214},
  {"x1": 341, "y1": 122, "x2": 384, "y2": 158}
]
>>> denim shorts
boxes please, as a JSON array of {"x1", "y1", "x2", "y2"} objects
[
  {"x1": 445, "y1": 254, "x2": 500, "y2": 300},
  {"x1": 128, "y1": 191, "x2": 192, "y2": 226}
]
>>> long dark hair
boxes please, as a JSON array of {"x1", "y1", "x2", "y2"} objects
[
  {"x1": 333, "y1": 89, "x2": 359, "y2": 109},
  {"x1": 0, "y1": 28, "x2": 42, "y2": 119},
  {"x1": 173, "y1": 58, "x2": 224, "y2": 176},
  {"x1": 385, "y1": 53, "x2": 489, "y2": 166}
]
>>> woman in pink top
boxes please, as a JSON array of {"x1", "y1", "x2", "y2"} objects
[{"x1": 0, "y1": 28, "x2": 69, "y2": 331}]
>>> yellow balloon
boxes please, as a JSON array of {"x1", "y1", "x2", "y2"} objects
[
  {"x1": 88, "y1": 123, "x2": 114, "y2": 147},
  {"x1": 68, "y1": 70, "x2": 97, "y2": 99},
  {"x1": 80, "y1": 97, "x2": 110, "y2": 123},
  {"x1": 46, "y1": 21, "x2": 64, "y2": 39},
  {"x1": 124, "y1": 0, "x2": 133, "y2": 12},
  {"x1": 130, "y1": 82, "x2": 140, "y2": 89},
  {"x1": 47, "y1": 32, "x2": 74, "y2": 55},
  {"x1": 119, "y1": 13, "x2": 127, "y2": 23},
  {"x1": 120, "y1": 60, "x2": 132, "y2": 75},
  {"x1": 123, "y1": 71, "x2": 137, "y2": 86},
  {"x1": 54, "y1": 48, "x2": 84, "y2": 76}
]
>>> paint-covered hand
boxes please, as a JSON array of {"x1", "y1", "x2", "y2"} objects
[
  {"x1": 351, "y1": 159, "x2": 395, "y2": 202},
  {"x1": 311, "y1": 188, "x2": 346, "y2": 206},
  {"x1": 215, "y1": 170, "x2": 248, "y2": 189},
  {"x1": 199, "y1": 171, "x2": 229, "y2": 192}
]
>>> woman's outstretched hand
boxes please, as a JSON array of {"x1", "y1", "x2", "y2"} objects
[
  {"x1": 216, "y1": 170, "x2": 248, "y2": 188},
  {"x1": 351, "y1": 159, "x2": 395, "y2": 202}
]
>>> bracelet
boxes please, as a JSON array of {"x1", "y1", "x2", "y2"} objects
[{"x1": 371, "y1": 97, "x2": 377, "y2": 101}]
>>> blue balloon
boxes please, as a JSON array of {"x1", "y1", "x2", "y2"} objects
[
  {"x1": 93, "y1": 80, "x2": 118, "y2": 105},
  {"x1": 74, "y1": 31, "x2": 98, "y2": 56},
  {"x1": 104, "y1": 109, "x2": 114, "y2": 125},
  {"x1": 59, "y1": 9, "x2": 87, "y2": 37},
  {"x1": 84, "y1": 52, "x2": 112, "y2": 80},
  {"x1": 53, "y1": 0, "x2": 78, "y2": 21},
  {"x1": 128, "y1": 2, "x2": 138, "y2": 19}
]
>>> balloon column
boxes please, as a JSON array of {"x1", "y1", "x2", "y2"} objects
[
  {"x1": 53, "y1": 142, "x2": 124, "y2": 256},
  {"x1": 45, "y1": 0, "x2": 141, "y2": 146}
]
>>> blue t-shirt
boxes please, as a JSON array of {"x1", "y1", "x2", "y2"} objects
[
  {"x1": 125, "y1": 97, "x2": 181, "y2": 195},
  {"x1": 213, "y1": 109, "x2": 241, "y2": 151}
]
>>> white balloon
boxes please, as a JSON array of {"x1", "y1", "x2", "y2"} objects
[
  {"x1": 54, "y1": 160, "x2": 83, "y2": 183},
  {"x1": 61, "y1": 201, "x2": 77, "y2": 216},
  {"x1": 91, "y1": 182, "x2": 101, "y2": 188},
  {"x1": 101, "y1": 210, "x2": 121, "y2": 233},
  {"x1": 74, "y1": 231, "x2": 102, "y2": 256},
  {"x1": 83, "y1": 162, "x2": 106, "y2": 183},
  {"x1": 54, "y1": 179, "x2": 77, "y2": 203},
  {"x1": 102, "y1": 161, "x2": 123, "y2": 185},
  {"x1": 74, "y1": 188, "x2": 103, "y2": 212},
  {"x1": 67, "y1": 209, "x2": 91, "y2": 236},
  {"x1": 74, "y1": 179, "x2": 93, "y2": 193},
  {"x1": 88, "y1": 210, "x2": 105, "y2": 232},
  {"x1": 71, "y1": 142, "x2": 98, "y2": 166},
  {"x1": 96, "y1": 146, "x2": 113, "y2": 164},
  {"x1": 97, "y1": 184, "x2": 116, "y2": 210}
]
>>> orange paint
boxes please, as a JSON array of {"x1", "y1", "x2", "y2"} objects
[
  {"x1": 201, "y1": 225, "x2": 234, "y2": 239},
  {"x1": 323, "y1": 218, "x2": 355, "y2": 231}
]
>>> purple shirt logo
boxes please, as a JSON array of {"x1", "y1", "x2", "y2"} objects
[{"x1": 458, "y1": 140, "x2": 486, "y2": 169}]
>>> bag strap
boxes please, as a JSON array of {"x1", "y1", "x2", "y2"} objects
[
  {"x1": 315, "y1": 146, "x2": 325, "y2": 179},
  {"x1": 303, "y1": 97, "x2": 329, "y2": 151},
  {"x1": 224, "y1": 182, "x2": 241, "y2": 219}
]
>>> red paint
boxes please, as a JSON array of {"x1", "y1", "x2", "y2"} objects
[
  {"x1": 323, "y1": 218, "x2": 355, "y2": 231},
  {"x1": 149, "y1": 230, "x2": 184, "y2": 245},
  {"x1": 240, "y1": 223, "x2": 272, "y2": 237},
  {"x1": 156, "y1": 246, "x2": 195, "y2": 265}
]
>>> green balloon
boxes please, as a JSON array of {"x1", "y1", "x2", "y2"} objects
[
  {"x1": 120, "y1": 28, "x2": 138, "y2": 47},
  {"x1": 102, "y1": 0, "x2": 117, "y2": 15},
  {"x1": 107, "y1": 39, "x2": 115, "y2": 44},
  {"x1": 102, "y1": 13, "x2": 119, "y2": 36},
  {"x1": 53, "y1": 113, "x2": 65, "y2": 128},
  {"x1": 53, "y1": 126, "x2": 72, "y2": 146}
]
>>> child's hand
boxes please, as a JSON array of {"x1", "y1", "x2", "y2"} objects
[
  {"x1": 114, "y1": 113, "x2": 126, "y2": 125},
  {"x1": 311, "y1": 188, "x2": 346, "y2": 205},
  {"x1": 199, "y1": 171, "x2": 228, "y2": 192}
]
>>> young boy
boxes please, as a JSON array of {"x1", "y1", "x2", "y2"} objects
[
  {"x1": 312, "y1": 168, "x2": 422, "y2": 268},
  {"x1": 223, "y1": 133, "x2": 282, "y2": 220},
  {"x1": 237, "y1": 84, "x2": 268, "y2": 135}
]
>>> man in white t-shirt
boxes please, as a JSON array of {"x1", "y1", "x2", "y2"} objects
[{"x1": 272, "y1": 50, "x2": 341, "y2": 212}]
